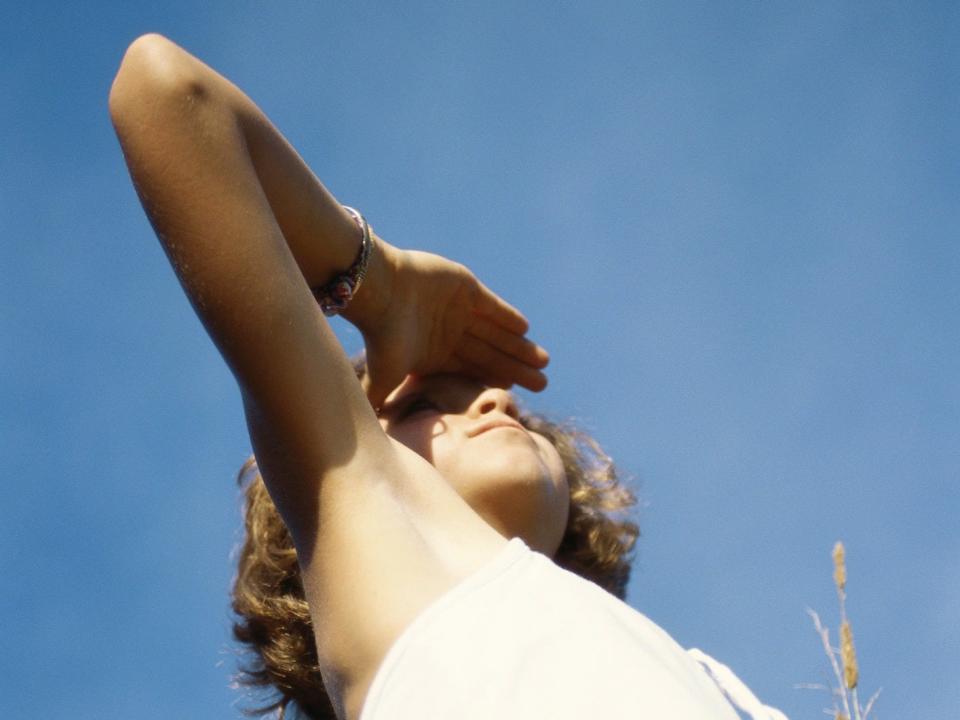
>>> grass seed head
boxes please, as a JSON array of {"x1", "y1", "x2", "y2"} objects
[
  {"x1": 833, "y1": 541, "x2": 847, "y2": 591},
  {"x1": 840, "y1": 620, "x2": 859, "y2": 689}
]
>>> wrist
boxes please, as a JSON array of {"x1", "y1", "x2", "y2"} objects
[{"x1": 341, "y1": 233, "x2": 399, "y2": 335}]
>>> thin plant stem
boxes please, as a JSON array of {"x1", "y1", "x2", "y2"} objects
[
  {"x1": 862, "y1": 688, "x2": 882, "y2": 720},
  {"x1": 851, "y1": 686, "x2": 863, "y2": 720},
  {"x1": 807, "y1": 608, "x2": 852, "y2": 720}
]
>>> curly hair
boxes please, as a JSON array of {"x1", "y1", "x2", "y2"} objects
[{"x1": 231, "y1": 368, "x2": 640, "y2": 719}]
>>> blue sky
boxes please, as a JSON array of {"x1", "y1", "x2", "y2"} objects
[{"x1": 3, "y1": 2, "x2": 957, "y2": 718}]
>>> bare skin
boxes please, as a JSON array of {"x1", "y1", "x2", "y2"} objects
[
  {"x1": 378, "y1": 374, "x2": 570, "y2": 557},
  {"x1": 110, "y1": 34, "x2": 557, "y2": 720}
]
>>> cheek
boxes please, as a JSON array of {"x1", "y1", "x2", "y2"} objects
[
  {"x1": 534, "y1": 436, "x2": 569, "y2": 493},
  {"x1": 423, "y1": 432, "x2": 461, "y2": 478}
]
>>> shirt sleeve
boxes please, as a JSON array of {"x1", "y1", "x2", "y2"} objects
[{"x1": 687, "y1": 648, "x2": 790, "y2": 720}]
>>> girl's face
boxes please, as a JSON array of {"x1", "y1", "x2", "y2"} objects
[{"x1": 377, "y1": 373, "x2": 570, "y2": 557}]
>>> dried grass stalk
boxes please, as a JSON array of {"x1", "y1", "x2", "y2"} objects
[
  {"x1": 840, "y1": 621, "x2": 858, "y2": 690},
  {"x1": 832, "y1": 541, "x2": 846, "y2": 592},
  {"x1": 803, "y1": 542, "x2": 879, "y2": 720}
]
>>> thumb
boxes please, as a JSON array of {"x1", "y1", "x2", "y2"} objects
[{"x1": 362, "y1": 350, "x2": 403, "y2": 413}]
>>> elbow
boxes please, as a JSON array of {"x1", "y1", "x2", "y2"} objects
[{"x1": 109, "y1": 33, "x2": 207, "y2": 122}]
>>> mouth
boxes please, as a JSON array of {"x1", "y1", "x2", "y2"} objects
[{"x1": 468, "y1": 419, "x2": 527, "y2": 438}]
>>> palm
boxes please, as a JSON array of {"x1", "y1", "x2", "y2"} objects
[{"x1": 360, "y1": 250, "x2": 548, "y2": 408}]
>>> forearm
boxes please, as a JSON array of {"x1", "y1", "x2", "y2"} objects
[
  {"x1": 112, "y1": 33, "x2": 392, "y2": 329},
  {"x1": 225, "y1": 68, "x2": 396, "y2": 327},
  {"x1": 218, "y1": 50, "x2": 398, "y2": 330}
]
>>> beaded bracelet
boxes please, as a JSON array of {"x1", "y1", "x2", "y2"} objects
[{"x1": 311, "y1": 206, "x2": 373, "y2": 317}]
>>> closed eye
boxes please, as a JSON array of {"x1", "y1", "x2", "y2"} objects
[{"x1": 399, "y1": 397, "x2": 440, "y2": 419}]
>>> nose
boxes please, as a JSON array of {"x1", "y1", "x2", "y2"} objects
[{"x1": 471, "y1": 386, "x2": 519, "y2": 420}]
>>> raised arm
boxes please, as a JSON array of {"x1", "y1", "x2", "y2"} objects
[
  {"x1": 109, "y1": 31, "x2": 545, "y2": 495},
  {"x1": 108, "y1": 33, "x2": 384, "y2": 484},
  {"x1": 109, "y1": 33, "x2": 545, "y2": 718}
]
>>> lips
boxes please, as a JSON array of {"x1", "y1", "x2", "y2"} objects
[{"x1": 468, "y1": 418, "x2": 526, "y2": 438}]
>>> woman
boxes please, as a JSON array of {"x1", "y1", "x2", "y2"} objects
[{"x1": 110, "y1": 33, "x2": 786, "y2": 720}]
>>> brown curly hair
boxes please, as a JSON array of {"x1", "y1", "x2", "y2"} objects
[{"x1": 231, "y1": 368, "x2": 640, "y2": 719}]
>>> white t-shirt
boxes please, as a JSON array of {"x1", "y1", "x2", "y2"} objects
[{"x1": 360, "y1": 537, "x2": 787, "y2": 720}]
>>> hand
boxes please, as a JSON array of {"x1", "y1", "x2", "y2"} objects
[{"x1": 347, "y1": 242, "x2": 550, "y2": 409}]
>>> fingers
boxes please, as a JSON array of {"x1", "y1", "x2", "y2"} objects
[
  {"x1": 454, "y1": 334, "x2": 548, "y2": 392},
  {"x1": 472, "y1": 279, "x2": 530, "y2": 335},
  {"x1": 462, "y1": 288, "x2": 550, "y2": 392},
  {"x1": 469, "y1": 317, "x2": 550, "y2": 369}
]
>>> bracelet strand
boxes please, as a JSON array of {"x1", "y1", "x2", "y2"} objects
[{"x1": 311, "y1": 206, "x2": 373, "y2": 317}]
